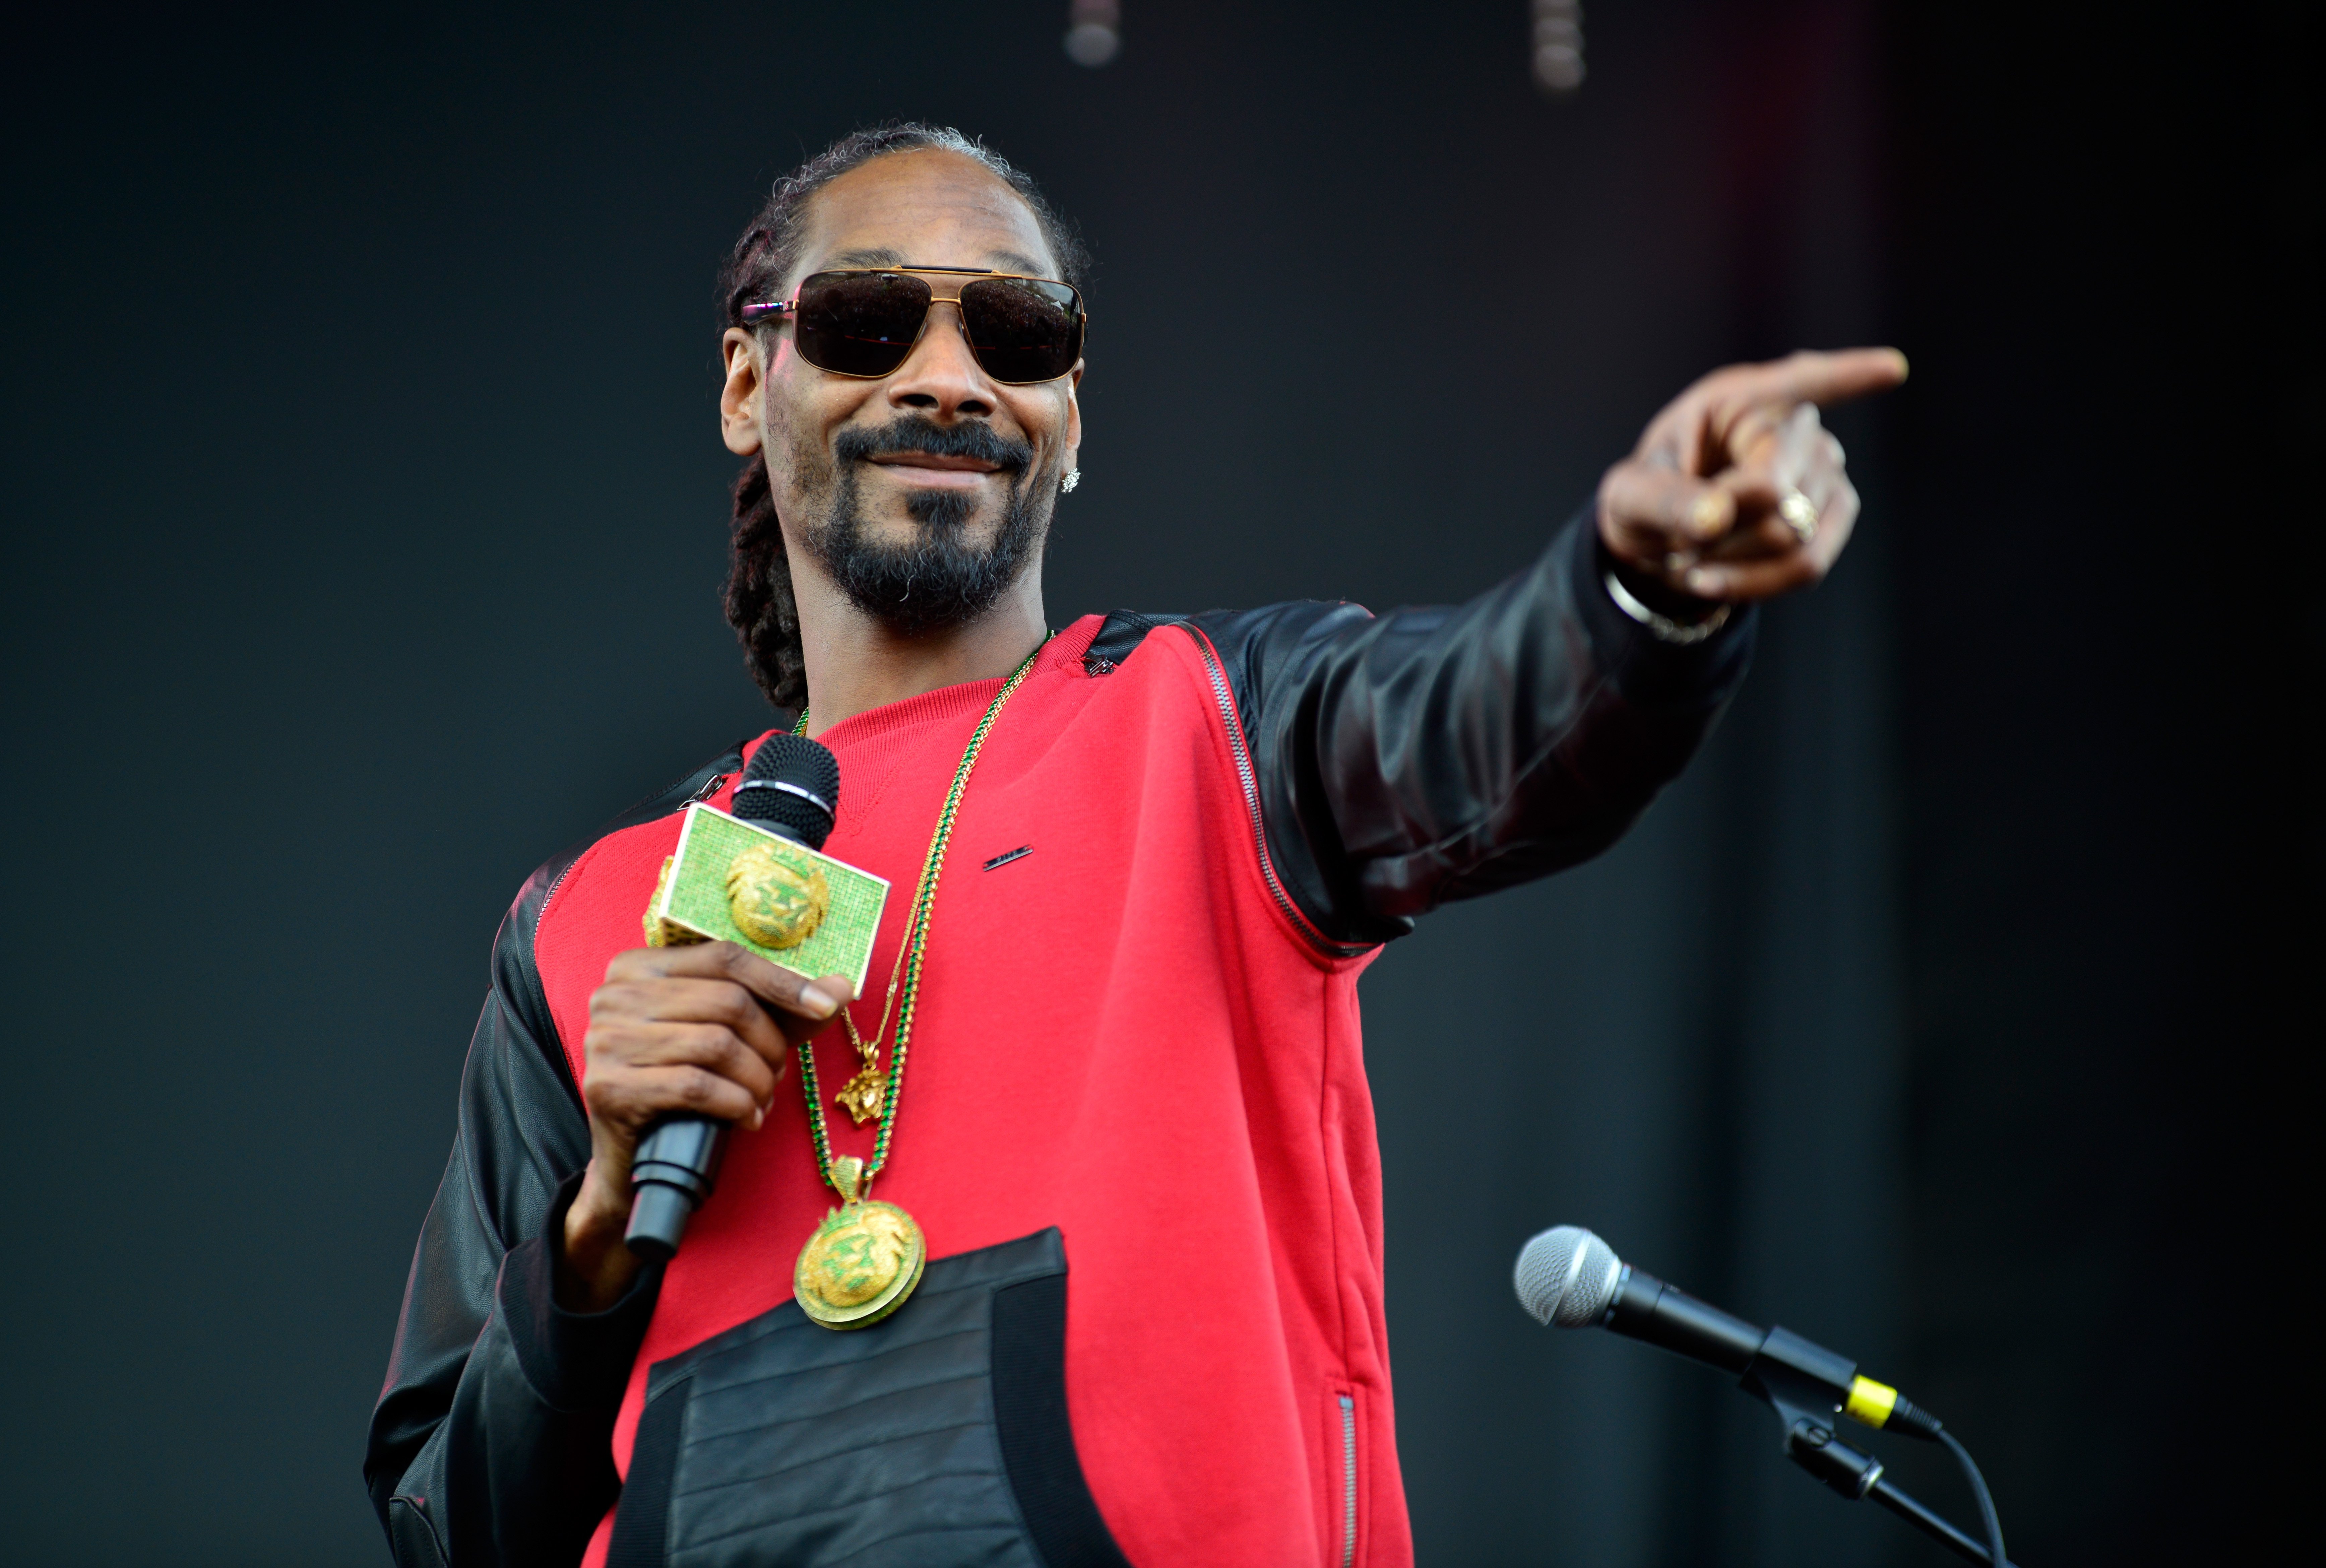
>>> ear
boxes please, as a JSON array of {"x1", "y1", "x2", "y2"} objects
[
  {"x1": 1061, "y1": 360, "x2": 1084, "y2": 471},
  {"x1": 720, "y1": 328, "x2": 765, "y2": 456}
]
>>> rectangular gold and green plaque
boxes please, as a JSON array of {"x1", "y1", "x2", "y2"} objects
[{"x1": 644, "y1": 804, "x2": 890, "y2": 997}]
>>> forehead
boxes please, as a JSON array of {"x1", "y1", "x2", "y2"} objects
[{"x1": 793, "y1": 149, "x2": 1057, "y2": 285}]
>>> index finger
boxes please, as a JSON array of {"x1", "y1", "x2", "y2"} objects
[
  {"x1": 627, "y1": 941, "x2": 854, "y2": 1021},
  {"x1": 1722, "y1": 347, "x2": 1909, "y2": 413}
]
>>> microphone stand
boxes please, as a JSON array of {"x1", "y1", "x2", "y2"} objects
[
  {"x1": 1747, "y1": 1355, "x2": 2015, "y2": 1566},
  {"x1": 1867, "y1": 1477, "x2": 2014, "y2": 1567}
]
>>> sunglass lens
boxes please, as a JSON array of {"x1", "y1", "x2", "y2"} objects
[
  {"x1": 793, "y1": 272, "x2": 930, "y2": 377},
  {"x1": 960, "y1": 278, "x2": 1083, "y2": 383}
]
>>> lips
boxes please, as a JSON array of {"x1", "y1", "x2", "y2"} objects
[
  {"x1": 868, "y1": 453, "x2": 1001, "y2": 475},
  {"x1": 832, "y1": 415, "x2": 1033, "y2": 477}
]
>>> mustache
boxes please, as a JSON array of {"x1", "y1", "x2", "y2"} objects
[{"x1": 832, "y1": 415, "x2": 1035, "y2": 475}]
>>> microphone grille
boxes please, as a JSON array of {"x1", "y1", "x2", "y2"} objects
[
  {"x1": 731, "y1": 734, "x2": 840, "y2": 850},
  {"x1": 1514, "y1": 1225, "x2": 1623, "y2": 1328}
]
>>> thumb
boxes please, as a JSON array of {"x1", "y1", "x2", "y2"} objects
[{"x1": 1601, "y1": 459, "x2": 1739, "y2": 553}]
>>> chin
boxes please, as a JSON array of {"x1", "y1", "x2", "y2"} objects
[
  {"x1": 856, "y1": 507, "x2": 933, "y2": 540},
  {"x1": 894, "y1": 489, "x2": 1004, "y2": 540}
]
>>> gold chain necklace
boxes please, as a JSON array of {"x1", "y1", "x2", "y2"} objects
[
  {"x1": 832, "y1": 914, "x2": 908, "y2": 1123},
  {"x1": 785, "y1": 638, "x2": 1048, "y2": 1329}
]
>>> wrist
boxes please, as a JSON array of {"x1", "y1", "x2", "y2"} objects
[
  {"x1": 557, "y1": 1161, "x2": 643, "y2": 1312},
  {"x1": 1602, "y1": 559, "x2": 1731, "y2": 645}
]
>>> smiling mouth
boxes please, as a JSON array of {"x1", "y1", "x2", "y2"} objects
[
  {"x1": 871, "y1": 453, "x2": 997, "y2": 471},
  {"x1": 866, "y1": 453, "x2": 1001, "y2": 487}
]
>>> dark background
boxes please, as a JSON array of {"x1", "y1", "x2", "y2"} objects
[{"x1": 1, "y1": 2, "x2": 2311, "y2": 1563}]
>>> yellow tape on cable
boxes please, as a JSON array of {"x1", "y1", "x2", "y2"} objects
[{"x1": 1846, "y1": 1375, "x2": 1899, "y2": 1428}]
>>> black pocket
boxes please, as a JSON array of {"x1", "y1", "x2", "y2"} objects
[{"x1": 608, "y1": 1227, "x2": 1131, "y2": 1568}]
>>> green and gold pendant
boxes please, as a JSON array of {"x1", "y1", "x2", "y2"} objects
[{"x1": 793, "y1": 1156, "x2": 925, "y2": 1330}]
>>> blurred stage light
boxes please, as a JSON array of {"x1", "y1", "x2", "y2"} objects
[
  {"x1": 1066, "y1": 0, "x2": 1122, "y2": 67},
  {"x1": 1532, "y1": 0, "x2": 1585, "y2": 93}
]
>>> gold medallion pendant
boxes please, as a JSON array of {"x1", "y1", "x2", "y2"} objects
[{"x1": 793, "y1": 1157, "x2": 925, "y2": 1329}]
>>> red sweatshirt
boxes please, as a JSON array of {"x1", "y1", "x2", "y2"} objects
[{"x1": 540, "y1": 619, "x2": 1402, "y2": 1568}]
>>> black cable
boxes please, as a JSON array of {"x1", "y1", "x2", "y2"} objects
[{"x1": 1938, "y1": 1428, "x2": 2007, "y2": 1568}]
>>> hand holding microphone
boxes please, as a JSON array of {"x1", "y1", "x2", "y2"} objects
[{"x1": 557, "y1": 738, "x2": 857, "y2": 1311}]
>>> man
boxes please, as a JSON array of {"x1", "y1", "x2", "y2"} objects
[{"x1": 366, "y1": 123, "x2": 1902, "y2": 1568}]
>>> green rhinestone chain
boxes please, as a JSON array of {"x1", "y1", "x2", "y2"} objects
[{"x1": 788, "y1": 636, "x2": 1050, "y2": 1198}]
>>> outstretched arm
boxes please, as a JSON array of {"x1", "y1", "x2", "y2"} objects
[{"x1": 1202, "y1": 349, "x2": 1904, "y2": 947}]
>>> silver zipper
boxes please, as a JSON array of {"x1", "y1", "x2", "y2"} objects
[
  {"x1": 532, "y1": 859, "x2": 576, "y2": 950},
  {"x1": 1183, "y1": 627, "x2": 1369, "y2": 960},
  {"x1": 1337, "y1": 1392, "x2": 1358, "y2": 1568}
]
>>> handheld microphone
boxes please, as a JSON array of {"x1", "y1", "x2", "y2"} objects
[
  {"x1": 623, "y1": 734, "x2": 841, "y2": 1261},
  {"x1": 1513, "y1": 1224, "x2": 1941, "y2": 1444}
]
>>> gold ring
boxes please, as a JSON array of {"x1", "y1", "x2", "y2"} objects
[{"x1": 1778, "y1": 488, "x2": 1820, "y2": 546}]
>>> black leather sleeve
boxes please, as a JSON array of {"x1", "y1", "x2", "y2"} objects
[
  {"x1": 1092, "y1": 511, "x2": 1754, "y2": 949},
  {"x1": 364, "y1": 746, "x2": 746, "y2": 1565}
]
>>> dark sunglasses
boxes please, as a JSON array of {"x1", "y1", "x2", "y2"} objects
[{"x1": 740, "y1": 266, "x2": 1087, "y2": 385}]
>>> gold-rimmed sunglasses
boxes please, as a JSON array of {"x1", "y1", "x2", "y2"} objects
[{"x1": 740, "y1": 266, "x2": 1087, "y2": 385}]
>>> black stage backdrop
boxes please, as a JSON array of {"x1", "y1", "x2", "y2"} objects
[{"x1": 0, "y1": 3, "x2": 2309, "y2": 1564}]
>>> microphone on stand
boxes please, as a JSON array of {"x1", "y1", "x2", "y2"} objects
[
  {"x1": 1515, "y1": 1226, "x2": 2012, "y2": 1568},
  {"x1": 624, "y1": 734, "x2": 841, "y2": 1261},
  {"x1": 1514, "y1": 1224, "x2": 1943, "y2": 1441}
]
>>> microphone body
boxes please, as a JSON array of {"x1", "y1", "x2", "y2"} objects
[
  {"x1": 1514, "y1": 1226, "x2": 1940, "y2": 1446},
  {"x1": 624, "y1": 736, "x2": 840, "y2": 1262},
  {"x1": 1602, "y1": 1265, "x2": 1765, "y2": 1373},
  {"x1": 624, "y1": 1115, "x2": 730, "y2": 1262},
  {"x1": 1602, "y1": 1265, "x2": 1900, "y2": 1467}
]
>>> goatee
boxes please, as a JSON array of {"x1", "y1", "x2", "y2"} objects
[{"x1": 800, "y1": 415, "x2": 1051, "y2": 637}]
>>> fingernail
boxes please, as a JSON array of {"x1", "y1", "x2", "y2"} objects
[
  {"x1": 799, "y1": 984, "x2": 839, "y2": 1018},
  {"x1": 1688, "y1": 491, "x2": 1733, "y2": 538},
  {"x1": 1686, "y1": 568, "x2": 1722, "y2": 596},
  {"x1": 748, "y1": 1106, "x2": 765, "y2": 1131}
]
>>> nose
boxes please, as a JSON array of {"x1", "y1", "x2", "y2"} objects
[{"x1": 886, "y1": 301, "x2": 995, "y2": 419}]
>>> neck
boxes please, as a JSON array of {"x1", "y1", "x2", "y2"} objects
[{"x1": 791, "y1": 563, "x2": 1048, "y2": 735}]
